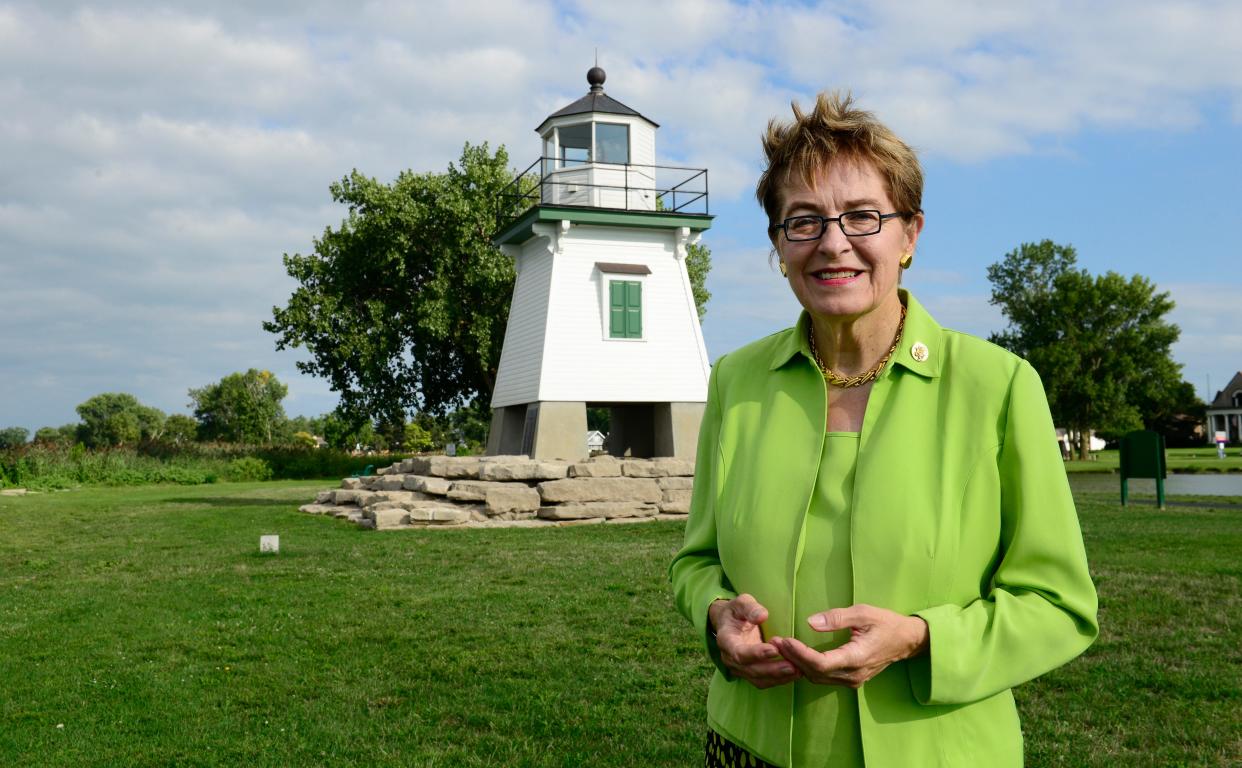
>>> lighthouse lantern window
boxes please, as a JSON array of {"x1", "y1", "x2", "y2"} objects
[
  {"x1": 559, "y1": 123, "x2": 591, "y2": 166},
  {"x1": 596, "y1": 123, "x2": 629, "y2": 164}
]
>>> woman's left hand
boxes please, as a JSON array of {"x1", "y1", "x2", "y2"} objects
[{"x1": 770, "y1": 604, "x2": 929, "y2": 688}]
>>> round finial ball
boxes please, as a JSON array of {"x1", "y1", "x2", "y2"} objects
[{"x1": 587, "y1": 66, "x2": 606, "y2": 88}]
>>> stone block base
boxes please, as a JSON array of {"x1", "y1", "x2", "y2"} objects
[{"x1": 300, "y1": 453, "x2": 699, "y2": 530}]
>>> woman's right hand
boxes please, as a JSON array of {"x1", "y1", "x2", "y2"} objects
[{"x1": 709, "y1": 594, "x2": 802, "y2": 689}]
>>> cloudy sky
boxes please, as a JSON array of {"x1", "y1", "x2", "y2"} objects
[{"x1": 2, "y1": 0, "x2": 1240, "y2": 432}]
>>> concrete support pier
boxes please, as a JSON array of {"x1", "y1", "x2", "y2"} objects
[{"x1": 487, "y1": 401, "x2": 589, "y2": 461}]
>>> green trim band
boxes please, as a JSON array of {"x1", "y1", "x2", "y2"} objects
[{"x1": 493, "y1": 205, "x2": 713, "y2": 246}]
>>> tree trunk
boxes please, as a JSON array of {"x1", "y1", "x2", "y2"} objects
[{"x1": 1076, "y1": 428, "x2": 1091, "y2": 461}]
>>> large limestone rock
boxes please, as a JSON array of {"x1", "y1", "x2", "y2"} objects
[
  {"x1": 621, "y1": 458, "x2": 696, "y2": 478},
  {"x1": 405, "y1": 456, "x2": 481, "y2": 479},
  {"x1": 405, "y1": 502, "x2": 471, "y2": 525},
  {"x1": 446, "y1": 480, "x2": 519, "y2": 502},
  {"x1": 299, "y1": 503, "x2": 337, "y2": 515},
  {"x1": 461, "y1": 519, "x2": 555, "y2": 529},
  {"x1": 372, "y1": 508, "x2": 410, "y2": 530},
  {"x1": 340, "y1": 478, "x2": 363, "y2": 490},
  {"x1": 373, "y1": 475, "x2": 410, "y2": 491},
  {"x1": 331, "y1": 489, "x2": 378, "y2": 506},
  {"x1": 482, "y1": 485, "x2": 542, "y2": 515},
  {"x1": 478, "y1": 455, "x2": 532, "y2": 466},
  {"x1": 369, "y1": 490, "x2": 429, "y2": 504},
  {"x1": 568, "y1": 457, "x2": 622, "y2": 478},
  {"x1": 537, "y1": 477, "x2": 661, "y2": 504},
  {"x1": 315, "y1": 490, "x2": 334, "y2": 504},
  {"x1": 477, "y1": 460, "x2": 568, "y2": 482},
  {"x1": 537, "y1": 501, "x2": 659, "y2": 520},
  {"x1": 659, "y1": 489, "x2": 692, "y2": 514},
  {"x1": 657, "y1": 476, "x2": 695, "y2": 491},
  {"x1": 403, "y1": 475, "x2": 452, "y2": 495}
]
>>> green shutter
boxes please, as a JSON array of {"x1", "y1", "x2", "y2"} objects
[
  {"x1": 625, "y1": 281, "x2": 642, "y2": 338},
  {"x1": 608, "y1": 280, "x2": 643, "y2": 339},
  {"x1": 609, "y1": 281, "x2": 626, "y2": 338}
]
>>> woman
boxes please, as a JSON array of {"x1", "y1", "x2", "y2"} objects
[{"x1": 670, "y1": 93, "x2": 1098, "y2": 768}]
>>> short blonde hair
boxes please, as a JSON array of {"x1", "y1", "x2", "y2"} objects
[{"x1": 757, "y1": 91, "x2": 923, "y2": 234}]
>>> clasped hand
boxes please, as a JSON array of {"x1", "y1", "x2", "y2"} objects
[{"x1": 708, "y1": 594, "x2": 929, "y2": 689}]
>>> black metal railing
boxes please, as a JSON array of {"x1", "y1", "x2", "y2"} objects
[{"x1": 496, "y1": 157, "x2": 709, "y2": 230}]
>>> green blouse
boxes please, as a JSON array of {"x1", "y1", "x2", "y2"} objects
[{"x1": 789, "y1": 432, "x2": 864, "y2": 767}]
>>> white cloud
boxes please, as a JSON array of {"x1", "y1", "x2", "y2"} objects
[{"x1": 1, "y1": 0, "x2": 1239, "y2": 430}]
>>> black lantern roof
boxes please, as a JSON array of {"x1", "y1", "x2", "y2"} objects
[{"x1": 535, "y1": 66, "x2": 658, "y2": 133}]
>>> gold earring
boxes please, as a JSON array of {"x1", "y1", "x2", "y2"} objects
[
  {"x1": 779, "y1": 261, "x2": 788, "y2": 277},
  {"x1": 899, "y1": 252, "x2": 913, "y2": 269}
]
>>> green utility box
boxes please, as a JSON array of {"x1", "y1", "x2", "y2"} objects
[{"x1": 1119, "y1": 430, "x2": 1167, "y2": 509}]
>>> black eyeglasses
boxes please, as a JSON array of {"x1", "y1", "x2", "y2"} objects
[{"x1": 771, "y1": 210, "x2": 914, "y2": 241}]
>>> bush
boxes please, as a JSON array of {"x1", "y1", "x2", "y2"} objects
[{"x1": 223, "y1": 457, "x2": 273, "y2": 482}]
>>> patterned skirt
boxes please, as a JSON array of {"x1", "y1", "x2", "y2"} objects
[{"x1": 705, "y1": 729, "x2": 779, "y2": 768}]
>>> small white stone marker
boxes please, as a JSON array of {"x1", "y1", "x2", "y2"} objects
[{"x1": 260, "y1": 535, "x2": 280, "y2": 554}]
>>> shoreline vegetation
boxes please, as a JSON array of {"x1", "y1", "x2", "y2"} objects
[
  {"x1": 0, "y1": 482, "x2": 1237, "y2": 766},
  {"x1": 0, "y1": 443, "x2": 412, "y2": 490}
]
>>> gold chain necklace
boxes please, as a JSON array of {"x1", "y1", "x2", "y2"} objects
[{"x1": 808, "y1": 305, "x2": 907, "y2": 388}]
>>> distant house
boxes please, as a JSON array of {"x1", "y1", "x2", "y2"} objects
[
  {"x1": 1206, "y1": 371, "x2": 1242, "y2": 444},
  {"x1": 1055, "y1": 427, "x2": 1107, "y2": 458},
  {"x1": 586, "y1": 430, "x2": 606, "y2": 454}
]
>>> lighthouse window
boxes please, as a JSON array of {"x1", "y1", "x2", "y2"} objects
[
  {"x1": 559, "y1": 123, "x2": 591, "y2": 166},
  {"x1": 597, "y1": 123, "x2": 630, "y2": 164},
  {"x1": 608, "y1": 280, "x2": 642, "y2": 339}
]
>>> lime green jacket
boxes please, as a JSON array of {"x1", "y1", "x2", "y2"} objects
[{"x1": 670, "y1": 291, "x2": 1098, "y2": 767}]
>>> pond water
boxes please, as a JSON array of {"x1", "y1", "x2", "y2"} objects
[{"x1": 1068, "y1": 473, "x2": 1242, "y2": 497}]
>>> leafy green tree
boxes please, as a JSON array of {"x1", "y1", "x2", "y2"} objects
[
  {"x1": 403, "y1": 420, "x2": 436, "y2": 453},
  {"x1": 288, "y1": 431, "x2": 317, "y2": 448},
  {"x1": 0, "y1": 427, "x2": 29, "y2": 449},
  {"x1": 987, "y1": 240, "x2": 1183, "y2": 459},
  {"x1": 33, "y1": 427, "x2": 63, "y2": 445},
  {"x1": 315, "y1": 412, "x2": 353, "y2": 450},
  {"x1": 1130, "y1": 379, "x2": 1206, "y2": 448},
  {"x1": 266, "y1": 143, "x2": 525, "y2": 424},
  {"x1": 162, "y1": 414, "x2": 200, "y2": 445},
  {"x1": 32, "y1": 425, "x2": 78, "y2": 446},
  {"x1": 75, "y1": 393, "x2": 164, "y2": 448},
  {"x1": 686, "y1": 241, "x2": 712, "y2": 319},
  {"x1": 189, "y1": 370, "x2": 288, "y2": 444}
]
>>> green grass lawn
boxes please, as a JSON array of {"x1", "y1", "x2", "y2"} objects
[
  {"x1": 1065, "y1": 446, "x2": 1242, "y2": 474},
  {"x1": 1, "y1": 482, "x2": 1238, "y2": 767}
]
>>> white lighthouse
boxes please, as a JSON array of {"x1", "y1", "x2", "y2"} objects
[{"x1": 487, "y1": 66, "x2": 713, "y2": 461}]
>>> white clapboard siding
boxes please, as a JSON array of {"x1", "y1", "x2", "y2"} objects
[
  {"x1": 537, "y1": 224, "x2": 709, "y2": 403},
  {"x1": 490, "y1": 236, "x2": 555, "y2": 407},
  {"x1": 629, "y1": 117, "x2": 655, "y2": 168}
]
